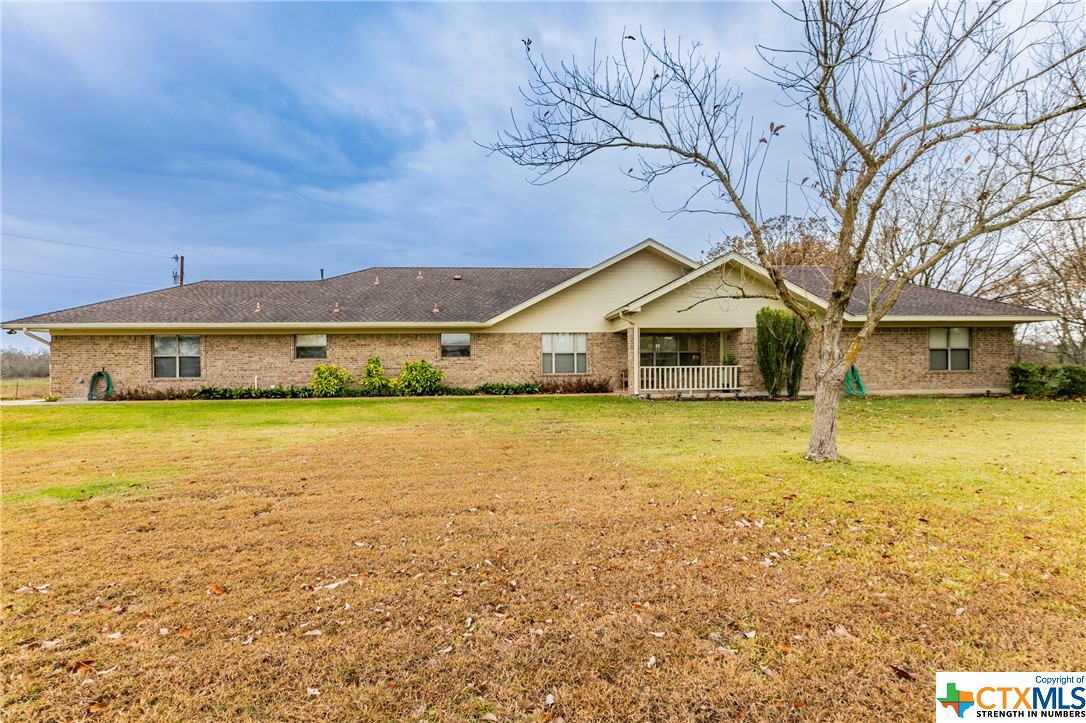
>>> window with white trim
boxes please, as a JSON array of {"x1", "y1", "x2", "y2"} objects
[
  {"x1": 294, "y1": 334, "x2": 327, "y2": 359},
  {"x1": 640, "y1": 334, "x2": 702, "y2": 367},
  {"x1": 153, "y1": 335, "x2": 201, "y2": 378},
  {"x1": 440, "y1": 333, "x2": 471, "y2": 358},
  {"x1": 542, "y1": 333, "x2": 587, "y2": 374},
  {"x1": 929, "y1": 327, "x2": 970, "y2": 370}
]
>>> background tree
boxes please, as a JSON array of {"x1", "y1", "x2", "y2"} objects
[
  {"x1": 487, "y1": 1, "x2": 1086, "y2": 461},
  {"x1": 1006, "y1": 206, "x2": 1086, "y2": 364},
  {"x1": 706, "y1": 215, "x2": 836, "y2": 266}
]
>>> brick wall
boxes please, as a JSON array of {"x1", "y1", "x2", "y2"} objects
[
  {"x1": 49, "y1": 332, "x2": 630, "y2": 398},
  {"x1": 730, "y1": 326, "x2": 1014, "y2": 395}
]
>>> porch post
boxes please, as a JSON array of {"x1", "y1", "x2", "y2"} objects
[{"x1": 631, "y1": 323, "x2": 640, "y2": 396}]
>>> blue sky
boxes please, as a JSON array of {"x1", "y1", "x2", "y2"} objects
[{"x1": 2, "y1": 2, "x2": 812, "y2": 349}]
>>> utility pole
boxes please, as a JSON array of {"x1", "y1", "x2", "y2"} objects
[{"x1": 172, "y1": 255, "x2": 186, "y2": 286}]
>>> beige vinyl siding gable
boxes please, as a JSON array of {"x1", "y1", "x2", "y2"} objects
[
  {"x1": 633, "y1": 264, "x2": 789, "y2": 329},
  {"x1": 489, "y1": 249, "x2": 690, "y2": 333}
]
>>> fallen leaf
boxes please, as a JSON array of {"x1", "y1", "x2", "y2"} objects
[
  {"x1": 480, "y1": 714, "x2": 498, "y2": 722},
  {"x1": 632, "y1": 602, "x2": 648, "y2": 611},
  {"x1": 106, "y1": 632, "x2": 121, "y2": 640},
  {"x1": 71, "y1": 660, "x2": 96, "y2": 674},
  {"x1": 136, "y1": 616, "x2": 151, "y2": 626},
  {"x1": 97, "y1": 666, "x2": 118, "y2": 676},
  {"x1": 889, "y1": 664, "x2": 915, "y2": 681},
  {"x1": 307, "y1": 687, "x2": 320, "y2": 697},
  {"x1": 744, "y1": 630, "x2": 757, "y2": 639},
  {"x1": 546, "y1": 693, "x2": 555, "y2": 706},
  {"x1": 207, "y1": 585, "x2": 226, "y2": 595},
  {"x1": 794, "y1": 699, "x2": 806, "y2": 708},
  {"x1": 159, "y1": 627, "x2": 170, "y2": 636},
  {"x1": 301, "y1": 630, "x2": 322, "y2": 637},
  {"x1": 437, "y1": 645, "x2": 453, "y2": 654},
  {"x1": 829, "y1": 625, "x2": 854, "y2": 639},
  {"x1": 649, "y1": 631, "x2": 665, "y2": 638},
  {"x1": 179, "y1": 627, "x2": 193, "y2": 640},
  {"x1": 87, "y1": 702, "x2": 108, "y2": 714},
  {"x1": 778, "y1": 643, "x2": 793, "y2": 653},
  {"x1": 760, "y1": 665, "x2": 775, "y2": 676},
  {"x1": 646, "y1": 655, "x2": 657, "y2": 669}
]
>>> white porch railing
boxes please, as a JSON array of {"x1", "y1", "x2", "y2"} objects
[{"x1": 639, "y1": 365, "x2": 740, "y2": 392}]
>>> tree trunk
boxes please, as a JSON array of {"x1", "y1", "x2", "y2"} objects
[
  {"x1": 807, "y1": 369, "x2": 845, "y2": 461},
  {"x1": 806, "y1": 318, "x2": 847, "y2": 462}
]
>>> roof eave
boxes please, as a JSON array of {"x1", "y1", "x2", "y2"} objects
[
  {"x1": 0, "y1": 321, "x2": 494, "y2": 332},
  {"x1": 844, "y1": 313, "x2": 1059, "y2": 323}
]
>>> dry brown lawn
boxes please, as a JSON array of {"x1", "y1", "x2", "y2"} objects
[
  {"x1": 1, "y1": 396, "x2": 1083, "y2": 721},
  {"x1": 0, "y1": 378, "x2": 50, "y2": 401}
]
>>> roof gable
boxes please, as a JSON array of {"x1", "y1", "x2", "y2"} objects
[{"x1": 609, "y1": 254, "x2": 1054, "y2": 321}]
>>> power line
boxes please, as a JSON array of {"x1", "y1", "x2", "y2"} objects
[
  {"x1": 0, "y1": 268, "x2": 163, "y2": 286},
  {"x1": 1, "y1": 232, "x2": 174, "y2": 259}
]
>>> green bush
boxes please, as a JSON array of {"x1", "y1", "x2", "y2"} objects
[
  {"x1": 755, "y1": 307, "x2": 811, "y2": 398},
  {"x1": 722, "y1": 353, "x2": 737, "y2": 367},
  {"x1": 1009, "y1": 363, "x2": 1045, "y2": 397},
  {"x1": 475, "y1": 382, "x2": 542, "y2": 395},
  {"x1": 311, "y1": 364, "x2": 354, "y2": 397},
  {"x1": 396, "y1": 360, "x2": 444, "y2": 396},
  {"x1": 192, "y1": 386, "x2": 313, "y2": 400},
  {"x1": 1008, "y1": 363, "x2": 1086, "y2": 399},
  {"x1": 358, "y1": 357, "x2": 395, "y2": 397},
  {"x1": 1045, "y1": 364, "x2": 1086, "y2": 399}
]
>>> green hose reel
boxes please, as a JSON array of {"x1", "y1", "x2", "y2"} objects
[
  {"x1": 843, "y1": 364, "x2": 866, "y2": 398},
  {"x1": 87, "y1": 370, "x2": 113, "y2": 400}
]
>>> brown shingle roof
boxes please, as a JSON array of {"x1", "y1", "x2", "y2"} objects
[
  {"x1": 4, "y1": 267, "x2": 585, "y2": 326},
  {"x1": 780, "y1": 266, "x2": 1049, "y2": 316}
]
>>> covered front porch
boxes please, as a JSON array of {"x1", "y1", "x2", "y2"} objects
[{"x1": 629, "y1": 330, "x2": 742, "y2": 395}]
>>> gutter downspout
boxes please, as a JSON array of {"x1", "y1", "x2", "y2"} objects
[
  {"x1": 21, "y1": 329, "x2": 51, "y2": 347},
  {"x1": 617, "y1": 311, "x2": 639, "y2": 397}
]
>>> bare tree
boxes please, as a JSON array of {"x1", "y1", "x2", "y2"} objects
[
  {"x1": 1008, "y1": 205, "x2": 1086, "y2": 363},
  {"x1": 487, "y1": 1, "x2": 1086, "y2": 461}
]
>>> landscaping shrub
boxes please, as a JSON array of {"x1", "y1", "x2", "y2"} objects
[
  {"x1": 539, "y1": 377, "x2": 612, "y2": 394},
  {"x1": 722, "y1": 353, "x2": 738, "y2": 366},
  {"x1": 110, "y1": 387, "x2": 197, "y2": 401},
  {"x1": 1009, "y1": 363, "x2": 1045, "y2": 397},
  {"x1": 358, "y1": 357, "x2": 395, "y2": 397},
  {"x1": 754, "y1": 307, "x2": 811, "y2": 397},
  {"x1": 193, "y1": 386, "x2": 313, "y2": 400},
  {"x1": 311, "y1": 364, "x2": 354, "y2": 397},
  {"x1": 474, "y1": 382, "x2": 541, "y2": 395},
  {"x1": 396, "y1": 360, "x2": 444, "y2": 396},
  {"x1": 1008, "y1": 362, "x2": 1086, "y2": 399},
  {"x1": 1050, "y1": 364, "x2": 1086, "y2": 398},
  {"x1": 434, "y1": 384, "x2": 476, "y2": 396}
]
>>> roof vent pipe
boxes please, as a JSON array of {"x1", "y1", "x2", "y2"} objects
[
  {"x1": 453, "y1": 274, "x2": 462, "y2": 281},
  {"x1": 416, "y1": 270, "x2": 424, "y2": 281},
  {"x1": 320, "y1": 268, "x2": 324, "y2": 280},
  {"x1": 432, "y1": 304, "x2": 440, "y2": 314},
  {"x1": 373, "y1": 275, "x2": 379, "y2": 285}
]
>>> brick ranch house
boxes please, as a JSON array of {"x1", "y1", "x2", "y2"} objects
[{"x1": 2, "y1": 239, "x2": 1054, "y2": 399}]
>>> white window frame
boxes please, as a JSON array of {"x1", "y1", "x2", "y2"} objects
[
  {"x1": 153, "y1": 335, "x2": 202, "y2": 378},
  {"x1": 294, "y1": 334, "x2": 328, "y2": 359},
  {"x1": 542, "y1": 333, "x2": 587, "y2": 374},
  {"x1": 440, "y1": 333, "x2": 471, "y2": 358},
  {"x1": 929, "y1": 327, "x2": 971, "y2": 371}
]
